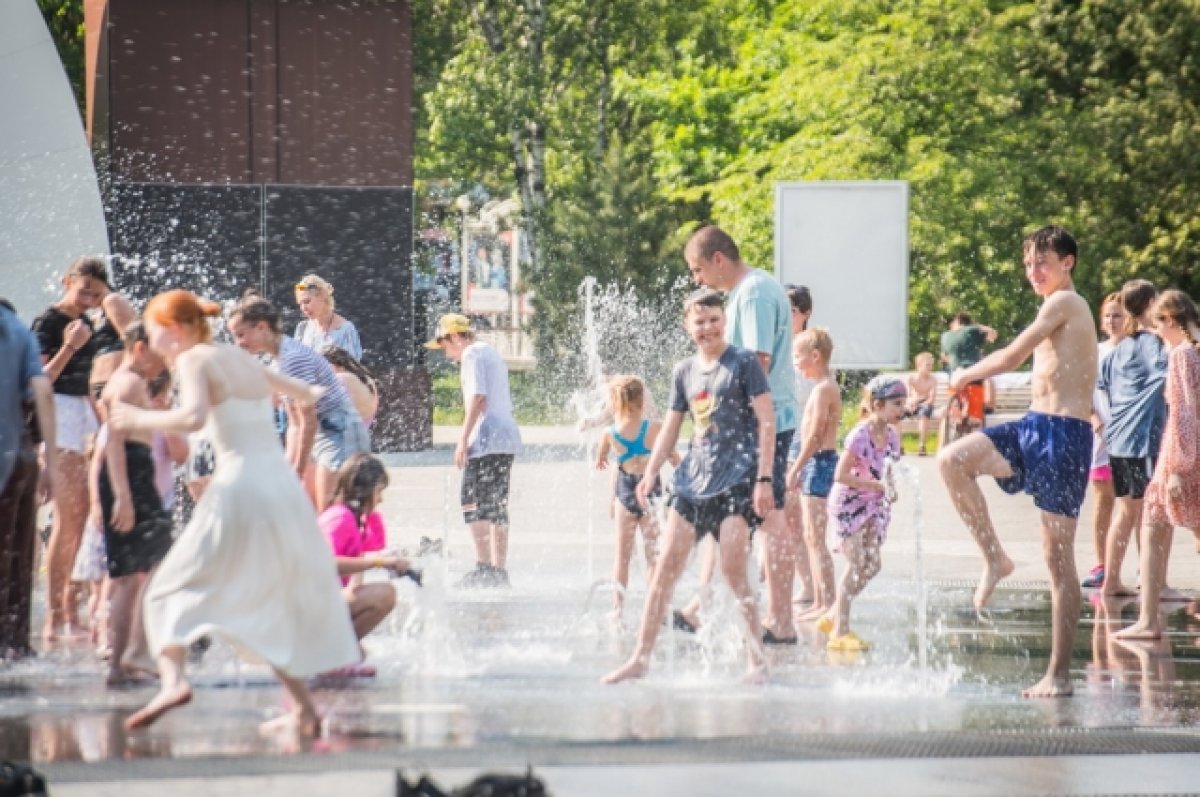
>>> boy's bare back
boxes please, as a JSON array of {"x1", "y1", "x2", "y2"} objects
[{"x1": 803, "y1": 375, "x2": 842, "y2": 451}]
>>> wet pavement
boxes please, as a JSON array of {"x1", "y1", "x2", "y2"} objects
[{"x1": 4, "y1": 430, "x2": 1200, "y2": 793}]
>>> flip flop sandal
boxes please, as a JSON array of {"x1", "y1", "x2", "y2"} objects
[
  {"x1": 672, "y1": 610, "x2": 697, "y2": 634},
  {"x1": 826, "y1": 632, "x2": 870, "y2": 651}
]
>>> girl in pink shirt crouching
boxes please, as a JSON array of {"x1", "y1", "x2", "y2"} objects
[{"x1": 318, "y1": 454, "x2": 418, "y2": 675}]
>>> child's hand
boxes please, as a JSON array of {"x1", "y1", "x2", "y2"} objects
[
  {"x1": 864, "y1": 479, "x2": 885, "y2": 493},
  {"x1": 110, "y1": 494, "x2": 135, "y2": 533},
  {"x1": 752, "y1": 481, "x2": 774, "y2": 518},
  {"x1": 1168, "y1": 473, "x2": 1184, "y2": 502},
  {"x1": 786, "y1": 463, "x2": 803, "y2": 492},
  {"x1": 635, "y1": 471, "x2": 659, "y2": 509},
  {"x1": 382, "y1": 556, "x2": 411, "y2": 576}
]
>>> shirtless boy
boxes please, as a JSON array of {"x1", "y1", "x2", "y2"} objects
[
  {"x1": 937, "y1": 226, "x2": 1097, "y2": 698},
  {"x1": 785, "y1": 328, "x2": 841, "y2": 621},
  {"x1": 905, "y1": 352, "x2": 939, "y2": 455}
]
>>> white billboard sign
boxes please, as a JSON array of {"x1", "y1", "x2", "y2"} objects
[{"x1": 774, "y1": 181, "x2": 908, "y2": 369}]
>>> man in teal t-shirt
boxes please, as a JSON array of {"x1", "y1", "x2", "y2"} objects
[
  {"x1": 940, "y1": 311, "x2": 997, "y2": 373},
  {"x1": 681, "y1": 225, "x2": 799, "y2": 644}
]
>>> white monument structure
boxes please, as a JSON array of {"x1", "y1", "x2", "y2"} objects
[
  {"x1": 0, "y1": 0, "x2": 110, "y2": 320},
  {"x1": 775, "y1": 181, "x2": 909, "y2": 369}
]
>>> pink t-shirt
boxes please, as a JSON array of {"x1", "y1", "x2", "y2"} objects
[{"x1": 318, "y1": 503, "x2": 387, "y2": 586}]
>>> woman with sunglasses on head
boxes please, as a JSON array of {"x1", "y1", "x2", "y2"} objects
[{"x1": 293, "y1": 274, "x2": 362, "y2": 360}]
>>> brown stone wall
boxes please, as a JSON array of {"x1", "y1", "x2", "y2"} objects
[{"x1": 86, "y1": 0, "x2": 414, "y2": 187}]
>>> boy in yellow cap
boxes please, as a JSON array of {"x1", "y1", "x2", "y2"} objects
[{"x1": 425, "y1": 315, "x2": 523, "y2": 587}]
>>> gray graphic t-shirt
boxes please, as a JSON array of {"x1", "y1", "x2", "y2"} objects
[{"x1": 669, "y1": 345, "x2": 770, "y2": 499}]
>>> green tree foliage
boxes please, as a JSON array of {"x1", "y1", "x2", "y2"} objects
[
  {"x1": 38, "y1": 0, "x2": 1200, "y2": 364},
  {"x1": 626, "y1": 0, "x2": 1200, "y2": 354},
  {"x1": 37, "y1": 0, "x2": 85, "y2": 112}
]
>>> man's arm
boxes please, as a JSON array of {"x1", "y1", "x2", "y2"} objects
[
  {"x1": 749, "y1": 391, "x2": 776, "y2": 517},
  {"x1": 30, "y1": 376, "x2": 57, "y2": 499},
  {"x1": 953, "y1": 295, "x2": 1071, "y2": 388},
  {"x1": 979, "y1": 324, "x2": 998, "y2": 343}
]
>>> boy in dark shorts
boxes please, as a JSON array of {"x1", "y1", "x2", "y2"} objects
[
  {"x1": 602, "y1": 289, "x2": 775, "y2": 684},
  {"x1": 95, "y1": 322, "x2": 174, "y2": 685},
  {"x1": 425, "y1": 315, "x2": 523, "y2": 588},
  {"x1": 938, "y1": 226, "x2": 1098, "y2": 698}
]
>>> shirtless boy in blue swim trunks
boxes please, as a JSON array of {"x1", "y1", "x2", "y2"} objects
[
  {"x1": 938, "y1": 225, "x2": 1098, "y2": 698},
  {"x1": 785, "y1": 328, "x2": 841, "y2": 621}
]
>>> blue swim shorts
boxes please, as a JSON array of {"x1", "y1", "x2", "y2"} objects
[
  {"x1": 801, "y1": 449, "x2": 839, "y2": 498},
  {"x1": 982, "y1": 411, "x2": 1092, "y2": 518}
]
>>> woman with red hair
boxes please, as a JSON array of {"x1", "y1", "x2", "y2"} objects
[{"x1": 110, "y1": 290, "x2": 359, "y2": 735}]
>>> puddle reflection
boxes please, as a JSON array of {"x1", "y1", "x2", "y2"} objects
[{"x1": 5, "y1": 581, "x2": 1200, "y2": 765}]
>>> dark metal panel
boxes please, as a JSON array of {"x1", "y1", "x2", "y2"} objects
[
  {"x1": 275, "y1": 0, "x2": 413, "y2": 186},
  {"x1": 106, "y1": 183, "x2": 263, "y2": 305},
  {"x1": 107, "y1": 0, "x2": 253, "y2": 183},
  {"x1": 263, "y1": 185, "x2": 414, "y2": 367},
  {"x1": 248, "y1": 0, "x2": 279, "y2": 183}
]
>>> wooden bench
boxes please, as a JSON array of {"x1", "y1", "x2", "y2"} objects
[{"x1": 897, "y1": 372, "x2": 1031, "y2": 436}]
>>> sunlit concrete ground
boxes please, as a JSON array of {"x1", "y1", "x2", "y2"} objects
[{"x1": 4, "y1": 426, "x2": 1200, "y2": 794}]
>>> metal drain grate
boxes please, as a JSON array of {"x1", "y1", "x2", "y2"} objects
[{"x1": 41, "y1": 727, "x2": 1200, "y2": 784}]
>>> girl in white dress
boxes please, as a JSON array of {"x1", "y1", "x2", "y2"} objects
[{"x1": 110, "y1": 290, "x2": 359, "y2": 735}]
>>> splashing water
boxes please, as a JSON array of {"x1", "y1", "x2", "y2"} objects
[{"x1": 886, "y1": 457, "x2": 929, "y2": 690}]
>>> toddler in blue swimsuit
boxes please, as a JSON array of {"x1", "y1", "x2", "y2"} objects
[{"x1": 594, "y1": 376, "x2": 676, "y2": 620}]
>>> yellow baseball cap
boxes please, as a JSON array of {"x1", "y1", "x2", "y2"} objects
[{"x1": 424, "y1": 313, "x2": 472, "y2": 349}]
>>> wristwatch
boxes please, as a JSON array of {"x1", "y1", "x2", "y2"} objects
[{"x1": 756, "y1": 476, "x2": 772, "y2": 483}]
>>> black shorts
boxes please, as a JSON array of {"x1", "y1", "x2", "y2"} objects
[
  {"x1": 462, "y1": 453, "x2": 514, "y2": 525},
  {"x1": 98, "y1": 442, "x2": 174, "y2": 578},
  {"x1": 769, "y1": 429, "x2": 794, "y2": 510},
  {"x1": 616, "y1": 468, "x2": 659, "y2": 517},
  {"x1": 904, "y1": 403, "x2": 934, "y2": 420},
  {"x1": 668, "y1": 482, "x2": 757, "y2": 541},
  {"x1": 1110, "y1": 456, "x2": 1154, "y2": 500}
]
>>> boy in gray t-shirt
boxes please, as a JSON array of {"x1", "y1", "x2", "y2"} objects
[{"x1": 603, "y1": 289, "x2": 775, "y2": 685}]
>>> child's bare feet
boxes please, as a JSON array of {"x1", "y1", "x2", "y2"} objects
[
  {"x1": 1021, "y1": 674, "x2": 1073, "y2": 698},
  {"x1": 974, "y1": 556, "x2": 1015, "y2": 609},
  {"x1": 260, "y1": 710, "x2": 320, "y2": 737},
  {"x1": 106, "y1": 667, "x2": 158, "y2": 688},
  {"x1": 744, "y1": 659, "x2": 769, "y2": 685},
  {"x1": 1160, "y1": 585, "x2": 1190, "y2": 602},
  {"x1": 125, "y1": 682, "x2": 193, "y2": 729},
  {"x1": 796, "y1": 603, "x2": 832, "y2": 622},
  {"x1": 1114, "y1": 619, "x2": 1163, "y2": 640},
  {"x1": 1101, "y1": 581, "x2": 1137, "y2": 597},
  {"x1": 601, "y1": 656, "x2": 649, "y2": 684}
]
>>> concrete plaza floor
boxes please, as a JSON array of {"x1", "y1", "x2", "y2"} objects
[{"x1": 4, "y1": 426, "x2": 1200, "y2": 795}]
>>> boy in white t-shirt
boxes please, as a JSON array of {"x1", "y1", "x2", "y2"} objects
[{"x1": 425, "y1": 314, "x2": 523, "y2": 587}]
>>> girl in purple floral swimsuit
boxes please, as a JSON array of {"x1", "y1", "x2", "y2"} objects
[{"x1": 816, "y1": 376, "x2": 906, "y2": 652}]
